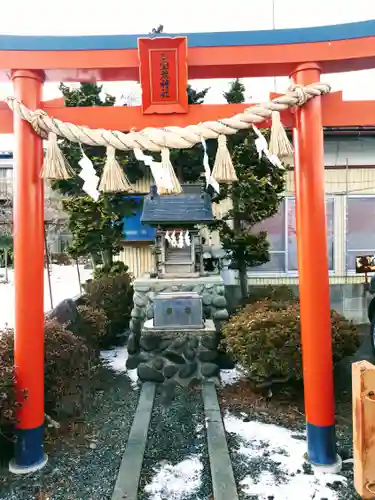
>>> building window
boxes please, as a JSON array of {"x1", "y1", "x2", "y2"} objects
[
  {"x1": 0, "y1": 165, "x2": 12, "y2": 177},
  {"x1": 0, "y1": 166, "x2": 13, "y2": 198},
  {"x1": 346, "y1": 196, "x2": 375, "y2": 271},
  {"x1": 251, "y1": 197, "x2": 335, "y2": 273}
]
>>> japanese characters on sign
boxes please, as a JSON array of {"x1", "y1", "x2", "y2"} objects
[
  {"x1": 138, "y1": 37, "x2": 188, "y2": 114},
  {"x1": 160, "y1": 52, "x2": 169, "y2": 99},
  {"x1": 149, "y1": 48, "x2": 178, "y2": 104}
]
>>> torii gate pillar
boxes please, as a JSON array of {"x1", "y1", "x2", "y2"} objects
[
  {"x1": 291, "y1": 63, "x2": 339, "y2": 469},
  {"x1": 9, "y1": 69, "x2": 47, "y2": 473}
]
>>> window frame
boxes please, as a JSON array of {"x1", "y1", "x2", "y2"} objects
[
  {"x1": 247, "y1": 195, "x2": 336, "y2": 277},
  {"x1": 345, "y1": 194, "x2": 375, "y2": 275}
]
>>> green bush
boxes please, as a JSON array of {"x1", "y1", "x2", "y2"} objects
[
  {"x1": 70, "y1": 305, "x2": 109, "y2": 349},
  {"x1": 84, "y1": 272, "x2": 133, "y2": 342},
  {"x1": 93, "y1": 261, "x2": 129, "y2": 280},
  {"x1": 44, "y1": 320, "x2": 101, "y2": 418},
  {"x1": 246, "y1": 285, "x2": 297, "y2": 305},
  {"x1": 0, "y1": 320, "x2": 102, "y2": 432},
  {"x1": 50, "y1": 252, "x2": 72, "y2": 266},
  {"x1": 221, "y1": 298, "x2": 360, "y2": 385},
  {"x1": 0, "y1": 330, "x2": 17, "y2": 429}
]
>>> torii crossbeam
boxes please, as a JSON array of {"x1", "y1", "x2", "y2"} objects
[{"x1": 2, "y1": 20, "x2": 375, "y2": 475}]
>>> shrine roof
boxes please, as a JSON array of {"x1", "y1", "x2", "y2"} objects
[{"x1": 141, "y1": 185, "x2": 215, "y2": 226}]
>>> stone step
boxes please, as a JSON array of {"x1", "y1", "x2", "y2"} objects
[{"x1": 111, "y1": 382, "x2": 239, "y2": 500}]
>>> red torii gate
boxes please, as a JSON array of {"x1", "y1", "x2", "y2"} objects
[{"x1": 2, "y1": 21, "x2": 375, "y2": 474}]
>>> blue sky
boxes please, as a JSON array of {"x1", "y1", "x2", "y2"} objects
[{"x1": 0, "y1": 0, "x2": 374, "y2": 148}]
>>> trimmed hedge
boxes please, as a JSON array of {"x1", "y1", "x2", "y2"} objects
[
  {"x1": 221, "y1": 295, "x2": 360, "y2": 385},
  {"x1": 93, "y1": 261, "x2": 129, "y2": 280},
  {"x1": 0, "y1": 268, "x2": 134, "y2": 450},
  {"x1": 70, "y1": 305, "x2": 109, "y2": 349},
  {"x1": 44, "y1": 320, "x2": 102, "y2": 418},
  {"x1": 50, "y1": 252, "x2": 72, "y2": 266},
  {"x1": 0, "y1": 329, "x2": 17, "y2": 429},
  {"x1": 0, "y1": 320, "x2": 102, "y2": 432},
  {"x1": 84, "y1": 272, "x2": 133, "y2": 343},
  {"x1": 246, "y1": 285, "x2": 297, "y2": 305}
]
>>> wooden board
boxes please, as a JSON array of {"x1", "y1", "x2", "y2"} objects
[{"x1": 353, "y1": 360, "x2": 375, "y2": 498}]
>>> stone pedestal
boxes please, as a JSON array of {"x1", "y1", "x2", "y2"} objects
[
  {"x1": 130, "y1": 275, "x2": 228, "y2": 329},
  {"x1": 127, "y1": 319, "x2": 220, "y2": 385},
  {"x1": 127, "y1": 275, "x2": 228, "y2": 385}
]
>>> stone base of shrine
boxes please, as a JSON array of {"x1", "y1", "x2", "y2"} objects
[
  {"x1": 126, "y1": 319, "x2": 220, "y2": 385},
  {"x1": 130, "y1": 274, "x2": 229, "y2": 325}
]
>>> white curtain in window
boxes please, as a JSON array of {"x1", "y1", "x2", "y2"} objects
[
  {"x1": 346, "y1": 197, "x2": 375, "y2": 270},
  {"x1": 252, "y1": 197, "x2": 334, "y2": 273},
  {"x1": 287, "y1": 198, "x2": 334, "y2": 271}
]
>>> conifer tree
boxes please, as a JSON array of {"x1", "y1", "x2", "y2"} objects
[{"x1": 215, "y1": 79, "x2": 285, "y2": 298}]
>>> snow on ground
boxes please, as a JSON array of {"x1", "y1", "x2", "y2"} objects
[
  {"x1": 220, "y1": 364, "x2": 247, "y2": 386},
  {"x1": 144, "y1": 456, "x2": 204, "y2": 500},
  {"x1": 224, "y1": 412, "x2": 346, "y2": 500},
  {"x1": 0, "y1": 264, "x2": 92, "y2": 328},
  {"x1": 100, "y1": 346, "x2": 139, "y2": 389},
  {"x1": 143, "y1": 423, "x2": 205, "y2": 500}
]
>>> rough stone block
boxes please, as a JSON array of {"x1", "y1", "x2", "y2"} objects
[
  {"x1": 48, "y1": 298, "x2": 78, "y2": 325},
  {"x1": 136, "y1": 320, "x2": 220, "y2": 387}
]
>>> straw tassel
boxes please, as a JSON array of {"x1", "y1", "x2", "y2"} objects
[
  {"x1": 98, "y1": 146, "x2": 133, "y2": 193},
  {"x1": 212, "y1": 135, "x2": 238, "y2": 183},
  {"x1": 159, "y1": 148, "x2": 183, "y2": 195},
  {"x1": 268, "y1": 110, "x2": 294, "y2": 159},
  {"x1": 40, "y1": 132, "x2": 74, "y2": 180}
]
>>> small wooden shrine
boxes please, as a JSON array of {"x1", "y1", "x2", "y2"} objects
[{"x1": 141, "y1": 184, "x2": 215, "y2": 278}]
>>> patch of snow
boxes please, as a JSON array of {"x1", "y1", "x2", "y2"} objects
[
  {"x1": 220, "y1": 364, "x2": 246, "y2": 386},
  {"x1": 224, "y1": 413, "x2": 346, "y2": 500},
  {"x1": 144, "y1": 456, "x2": 203, "y2": 500},
  {"x1": 0, "y1": 264, "x2": 92, "y2": 328},
  {"x1": 100, "y1": 346, "x2": 139, "y2": 389}
]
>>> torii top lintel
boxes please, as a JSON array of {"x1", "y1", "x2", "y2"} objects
[{"x1": 1, "y1": 20, "x2": 375, "y2": 81}]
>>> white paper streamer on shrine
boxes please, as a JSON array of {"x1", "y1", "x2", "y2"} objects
[
  {"x1": 170, "y1": 231, "x2": 178, "y2": 248},
  {"x1": 252, "y1": 124, "x2": 285, "y2": 170},
  {"x1": 166, "y1": 230, "x2": 191, "y2": 248},
  {"x1": 133, "y1": 148, "x2": 174, "y2": 194},
  {"x1": 177, "y1": 231, "x2": 185, "y2": 248},
  {"x1": 184, "y1": 230, "x2": 191, "y2": 247},
  {"x1": 78, "y1": 152, "x2": 100, "y2": 201},
  {"x1": 201, "y1": 138, "x2": 220, "y2": 194}
]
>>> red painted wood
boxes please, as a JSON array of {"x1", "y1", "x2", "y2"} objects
[{"x1": 138, "y1": 37, "x2": 188, "y2": 114}]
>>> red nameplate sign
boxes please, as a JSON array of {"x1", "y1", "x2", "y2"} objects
[{"x1": 138, "y1": 37, "x2": 188, "y2": 115}]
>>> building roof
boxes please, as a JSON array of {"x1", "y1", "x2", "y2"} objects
[{"x1": 141, "y1": 185, "x2": 215, "y2": 226}]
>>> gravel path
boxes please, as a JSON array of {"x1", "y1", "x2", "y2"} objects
[
  {"x1": 0, "y1": 369, "x2": 139, "y2": 500},
  {"x1": 138, "y1": 385, "x2": 212, "y2": 500},
  {"x1": 0, "y1": 370, "x2": 361, "y2": 500}
]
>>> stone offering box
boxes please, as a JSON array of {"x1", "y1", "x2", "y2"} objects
[{"x1": 153, "y1": 292, "x2": 204, "y2": 329}]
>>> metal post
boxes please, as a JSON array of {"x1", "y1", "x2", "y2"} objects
[{"x1": 44, "y1": 222, "x2": 53, "y2": 310}]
